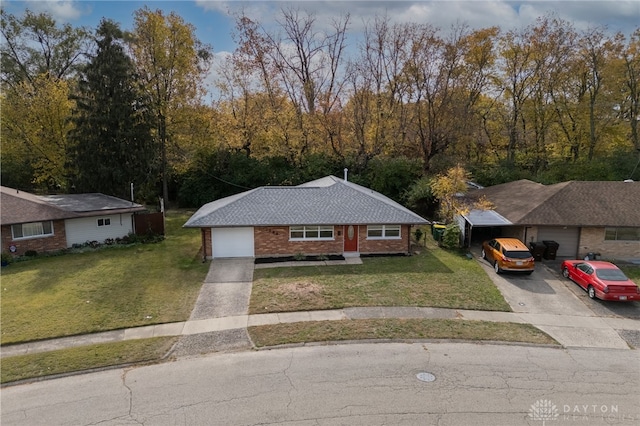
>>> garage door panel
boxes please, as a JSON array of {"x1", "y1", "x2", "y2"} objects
[
  {"x1": 212, "y1": 227, "x2": 254, "y2": 258},
  {"x1": 537, "y1": 227, "x2": 579, "y2": 258}
]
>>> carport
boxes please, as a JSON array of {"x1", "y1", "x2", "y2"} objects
[{"x1": 457, "y1": 209, "x2": 513, "y2": 247}]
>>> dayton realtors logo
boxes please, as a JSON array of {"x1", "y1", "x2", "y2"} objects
[
  {"x1": 529, "y1": 399, "x2": 559, "y2": 425},
  {"x1": 529, "y1": 399, "x2": 638, "y2": 423}
]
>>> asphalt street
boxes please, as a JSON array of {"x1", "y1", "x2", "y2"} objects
[{"x1": 2, "y1": 342, "x2": 639, "y2": 425}]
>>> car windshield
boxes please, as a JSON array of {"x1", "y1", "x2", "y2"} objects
[
  {"x1": 504, "y1": 250, "x2": 531, "y2": 259},
  {"x1": 595, "y1": 269, "x2": 629, "y2": 281}
]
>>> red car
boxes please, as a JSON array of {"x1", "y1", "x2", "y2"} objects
[{"x1": 561, "y1": 260, "x2": 640, "y2": 301}]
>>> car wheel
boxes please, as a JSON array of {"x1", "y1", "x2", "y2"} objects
[
  {"x1": 587, "y1": 285, "x2": 596, "y2": 299},
  {"x1": 481, "y1": 249, "x2": 486, "y2": 259},
  {"x1": 494, "y1": 261, "x2": 501, "y2": 274},
  {"x1": 562, "y1": 267, "x2": 569, "y2": 278}
]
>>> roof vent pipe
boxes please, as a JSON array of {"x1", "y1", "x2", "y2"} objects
[{"x1": 344, "y1": 168, "x2": 348, "y2": 182}]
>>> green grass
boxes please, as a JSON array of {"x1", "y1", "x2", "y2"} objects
[
  {"x1": 249, "y1": 319, "x2": 557, "y2": 347},
  {"x1": 619, "y1": 265, "x2": 640, "y2": 284},
  {"x1": 1, "y1": 337, "x2": 178, "y2": 384},
  {"x1": 250, "y1": 239, "x2": 510, "y2": 314},
  {"x1": 0, "y1": 211, "x2": 208, "y2": 345}
]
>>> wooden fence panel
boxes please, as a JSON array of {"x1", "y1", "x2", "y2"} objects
[{"x1": 134, "y1": 212, "x2": 165, "y2": 235}]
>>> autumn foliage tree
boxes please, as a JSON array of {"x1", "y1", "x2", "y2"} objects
[
  {"x1": 0, "y1": 9, "x2": 89, "y2": 190},
  {"x1": 2, "y1": 6, "x2": 639, "y2": 202},
  {"x1": 129, "y1": 7, "x2": 212, "y2": 204}
]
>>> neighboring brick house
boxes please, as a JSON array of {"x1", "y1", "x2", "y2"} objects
[
  {"x1": 1, "y1": 186, "x2": 146, "y2": 256},
  {"x1": 184, "y1": 175, "x2": 429, "y2": 260},
  {"x1": 458, "y1": 180, "x2": 640, "y2": 261}
]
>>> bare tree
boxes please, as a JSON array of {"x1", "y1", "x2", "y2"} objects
[
  {"x1": 620, "y1": 28, "x2": 640, "y2": 151},
  {"x1": 346, "y1": 16, "x2": 413, "y2": 166}
]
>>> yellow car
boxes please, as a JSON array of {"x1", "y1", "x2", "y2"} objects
[{"x1": 481, "y1": 238, "x2": 535, "y2": 275}]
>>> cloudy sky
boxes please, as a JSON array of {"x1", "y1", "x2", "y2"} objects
[
  {"x1": 5, "y1": 1, "x2": 639, "y2": 51},
  {"x1": 4, "y1": 1, "x2": 639, "y2": 97}
]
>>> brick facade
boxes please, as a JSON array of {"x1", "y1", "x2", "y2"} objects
[
  {"x1": 579, "y1": 227, "x2": 640, "y2": 260},
  {"x1": 249, "y1": 224, "x2": 412, "y2": 258},
  {"x1": 202, "y1": 228, "x2": 212, "y2": 259},
  {"x1": 254, "y1": 226, "x2": 344, "y2": 257},
  {"x1": 358, "y1": 225, "x2": 411, "y2": 254},
  {"x1": 1, "y1": 220, "x2": 67, "y2": 257}
]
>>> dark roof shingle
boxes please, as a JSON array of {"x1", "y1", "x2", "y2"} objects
[{"x1": 472, "y1": 180, "x2": 640, "y2": 227}]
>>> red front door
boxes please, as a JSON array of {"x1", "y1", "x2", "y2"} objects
[{"x1": 343, "y1": 225, "x2": 358, "y2": 252}]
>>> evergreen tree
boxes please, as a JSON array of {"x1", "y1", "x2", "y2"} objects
[{"x1": 69, "y1": 19, "x2": 155, "y2": 198}]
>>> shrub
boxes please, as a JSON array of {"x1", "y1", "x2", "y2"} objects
[
  {"x1": 1, "y1": 252, "x2": 12, "y2": 266},
  {"x1": 413, "y1": 228, "x2": 424, "y2": 245},
  {"x1": 125, "y1": 232, "x2": 164, "y2": 245},
  {"x1": 441, "y1": 224, "x2": 461, "y2": 249},
  {"x1": 24, "y1": 250, "x2": 38, "y2": 257}
]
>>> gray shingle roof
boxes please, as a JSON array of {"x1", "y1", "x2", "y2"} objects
[
  {"x1": 470, "y1": 180, "x2": 640, "y2": 227},
  {"x1": 41, "y1": 193, "x2": 143, "y2": 213},
  {"x1": 0, "y1": 186, "x2": 145, "y2": 226},
  {"x1": 184, "y1": 176, "x2": 429, "y2": 227}
]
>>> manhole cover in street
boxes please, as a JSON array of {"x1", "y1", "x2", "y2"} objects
[{"x1": 416, "y1": 372, "x2": 436, "y2": 382}]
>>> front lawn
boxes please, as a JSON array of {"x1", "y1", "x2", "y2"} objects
[
  {"x1": 1, "y1": 337, "x2": 178, "y2": 384},
  {"x1": 249, "y1": 319, "x2": 557, "y2": 348},
  {"x1": 250, "y1": 240, "x2": 511, "y2": 314},
  {"x1": 0, "y1": 211, "x2": 208, "y2": 345}
]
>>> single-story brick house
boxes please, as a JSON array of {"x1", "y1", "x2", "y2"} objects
[
  {"x1": 184, "y1": 175, "x2": 429, "y2": 259},
  {"x1": 1, "y1": 186, "x2": 146, "y2": 256},
  {"x1": 458, "y1": 180, "x2": 640, "y2": 261}
]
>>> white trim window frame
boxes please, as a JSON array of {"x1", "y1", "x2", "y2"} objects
[
  {"x1": 290, "y1": 225, "x2": 334, "y2": 241},
  {"x1": 97, "y1": 218, "x2": 111, "y2": 227},
  {"x1": 367, "y1": 224, "x2": 401, "y2": 239},
  {"x1": 11, "y1": 221, "x2": 54, "y2": 240}
]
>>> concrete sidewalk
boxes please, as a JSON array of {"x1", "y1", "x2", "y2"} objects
[
  {"x1": 3, "y1": 305, "x2": 640, "y2": 358},
  {"x1": 2, "y1": 257, "x2": 639, "y2": 359}
]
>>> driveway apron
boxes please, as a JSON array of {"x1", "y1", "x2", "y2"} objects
[
  {"x1": 477, "y1": 255, "x2": 632, "y2": 349},
  {"x1": 189, "y1": 258, "x2": 254, "y2": 320}
]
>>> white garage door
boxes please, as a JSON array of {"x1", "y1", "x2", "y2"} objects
[
  {"x1": 537, "y1": 227, "x2": 580, "y2": 258},
  {"x1": 211, "y1": 227, "x2": 254, "y2": 258}
]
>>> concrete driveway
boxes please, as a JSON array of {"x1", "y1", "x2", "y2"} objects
[
  {"x1": 477, "y1": 257, "x2": 594, "y2": 316},
  {"x1": 559, "y1": 268, "x2": 640, "y2": 319},
  {"x1": 476, "y1": 254, "x2": 637, "y2": 349},
  {"x1": 189, "y1": 258, "x2": 254, "y2": 320}
]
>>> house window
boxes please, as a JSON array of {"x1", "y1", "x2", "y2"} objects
[
  {"x1": 11, "y1": 221, "x2": 53, "y2": 239},
  {"x1": 97, "y1": 218, "x2": 111, "y2": 227},
  {"x1": 367, "y1": 225, "x2": 401, "y2": 239},
  {"x1": 290, "y1": 226, "x2": 334, "y2": 240},
  {"x1": 604, "y1": 227, "x2": 640, "y2": 241}
]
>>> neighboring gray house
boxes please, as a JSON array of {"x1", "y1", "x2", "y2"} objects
[
  {"x1": 1, "y1": 186, "x2": 145, "y2": 255},
  {"x1": 458, "y1": 180, "x2": 640, "y2": 260},
  {"x1": 184, "y1": 175, "x2": 429, "y2": 259}
]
